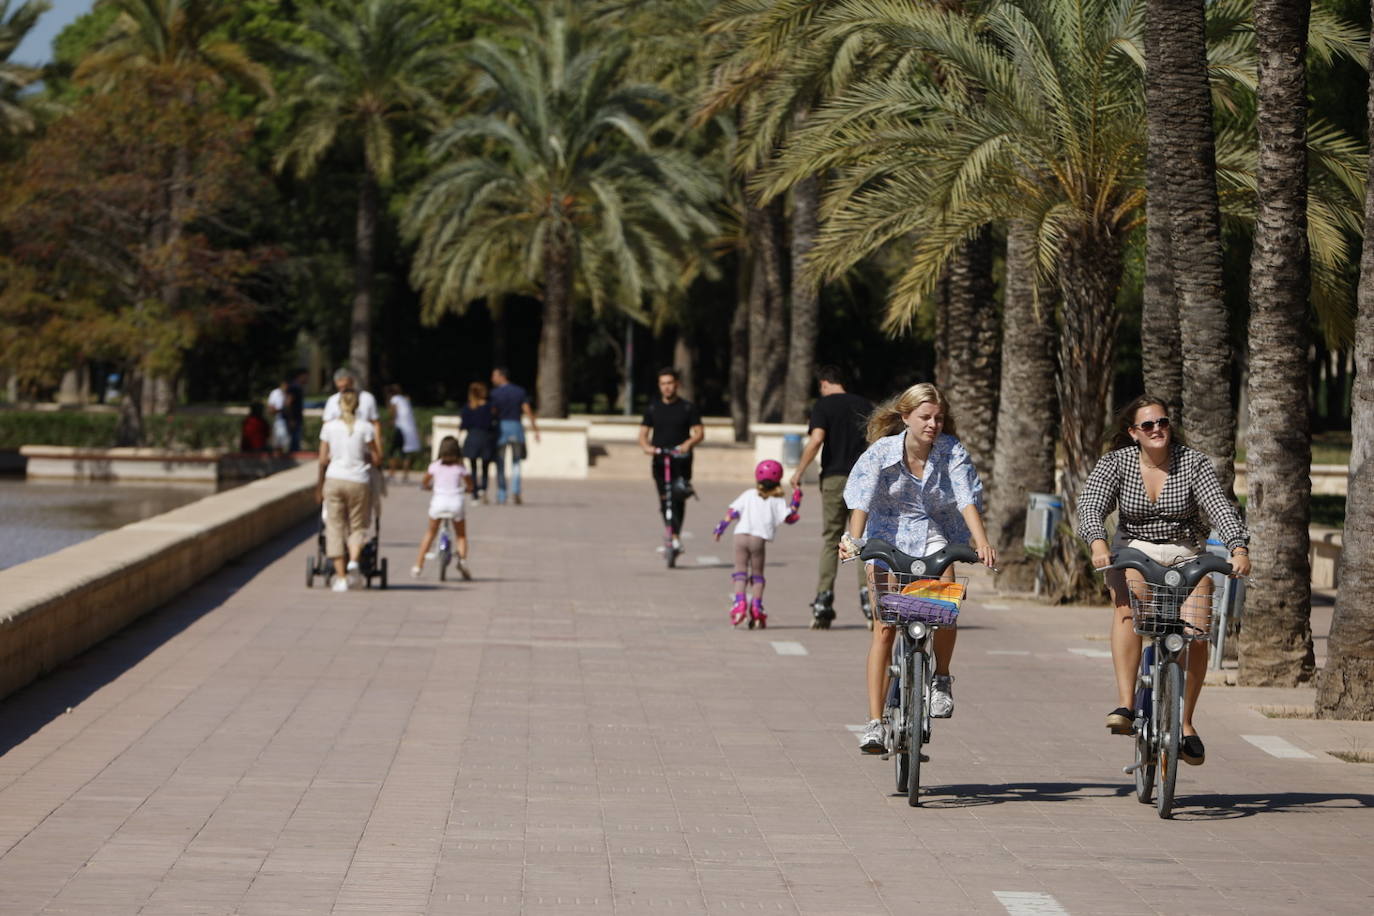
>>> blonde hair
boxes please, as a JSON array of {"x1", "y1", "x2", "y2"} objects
[
  {"x1": 467, "y1": 381, "x2": 488, "y2": 408},
  {"x1": 339, "y1": 389, "x2": 359, "y2": 434},
  {"x1": 756, "y1": 480, "x2": 784, "y2": 498},
  {"x1": 866, "y1": 383, "x2": 956, "y2": 443},
  {"x1": 438, "y1": 435, "x2": 461, "y2": 464}
]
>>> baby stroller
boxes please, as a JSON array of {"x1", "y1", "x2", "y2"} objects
[{"x1": 306, "y1": 503, "x2": 389, "y2": 589}]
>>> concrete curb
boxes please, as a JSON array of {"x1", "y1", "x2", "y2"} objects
[{"x1": 0, "y1": 463, "x2": 317, "y2": 701}]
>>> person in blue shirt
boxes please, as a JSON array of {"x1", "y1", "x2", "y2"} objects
[
  {"x1": 488, "y1": 367, "x2": 541, "y2": 505},
  {"x1": 838, "y1": 383, "x2": 997, "y2": 754}
]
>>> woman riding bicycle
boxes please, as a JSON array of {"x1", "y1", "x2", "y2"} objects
[
  {"x1": 1077, "y1": 394, "x2": 1250, "y2": 766},
  {"x1": 838, "y1": 384, "x2": 996, "y2": 753}
]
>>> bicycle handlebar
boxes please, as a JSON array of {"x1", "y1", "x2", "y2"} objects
[
  {"x1": 858, "y1": 538, "x2": 979, "y2": 578},
  {"x1": 1102, "y1": 546, "x2": 1234, "y2": 589}
]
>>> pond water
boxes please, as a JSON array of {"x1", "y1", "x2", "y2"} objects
[{"x1": 0, "y1": 478, "x2": 214, "y2": 571}]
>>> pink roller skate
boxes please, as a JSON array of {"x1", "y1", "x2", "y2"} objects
[
  {"x1": 730, "y1": 594, "x2": 749, "y2": 626},
  {"x1": 749, "y1": 597, "x2": 767, "y2": 630}
]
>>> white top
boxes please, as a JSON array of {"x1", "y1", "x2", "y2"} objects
[
  {"x1": 322, "y1": 389, "x2": 379, "y2": 424},
  {"x1": 267, "y1": 387, "x2": 287, "y2": 415},
  {"x1": 320, "y1": 418, "x2": 375, "y2": 484},
  {"x1": 729, "y1": 488, "x2": 794, "y2": 541},
  {"x1": 391, "y1": 394, "x2": 421, "y2": 452}
]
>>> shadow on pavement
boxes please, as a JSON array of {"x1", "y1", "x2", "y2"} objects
[
  {"x1": 0, "y1": 517, "x2": 317, "y2": 759},
  {"x1": 914, "y1": 782, "x2": 1134, "y2": 807},
  {"x1": 1172, "y1": 791, "x2": 1374, "y2": 819}
]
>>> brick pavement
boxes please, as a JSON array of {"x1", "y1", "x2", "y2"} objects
[{"x1": 0, "y1": 479, "x2": 1371, "y2": 915}]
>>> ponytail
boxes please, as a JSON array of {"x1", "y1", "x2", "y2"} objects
[{"x1": 339, "y1": 389, "x2": 359, "y2": 434}]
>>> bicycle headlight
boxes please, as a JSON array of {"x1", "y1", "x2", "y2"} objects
[
  {"x1": 1164, "y1": 569, "x2": 1183, "y2": 587},
  {"x1": 907, "y1": 621, "x2": 929, "y2": 641},
  {"x1": 1164, "y1": 633, "x2": 1185, "y2": 653},
  {"x1": 910, "y1": 559, "x2": 927, "y2": 576}
]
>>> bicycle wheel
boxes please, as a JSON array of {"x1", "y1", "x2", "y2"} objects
[
  {"x1": 892, "y1": 642, "x2": 909, "y2": 793},
  {"x1": 906, "y1": 651, "x2": 927, "y2": 807},
  {"x1": 439, "y1": 547, "x2": 450, "y2": 581},
  {"x1": 1155, "y1": 659, "x2": 1183, "y2": 818}
]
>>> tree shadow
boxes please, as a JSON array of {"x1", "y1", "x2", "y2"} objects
[
  {"x1": 912, "y1": 781, "x2": 1134, "y2": 807},
  {"x1": 0, "y1": 517, "x2": 318, "y2": 759}
]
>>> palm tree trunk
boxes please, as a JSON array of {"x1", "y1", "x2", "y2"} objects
[
  {"x1": 351, "y1": 171, "x2": 378, "y2": 391},
  {"x1": 1143, "y1": 10, "x2": 1183, "y2": 416},
  {"x1": 987, "y1": 221, "x2": 1058, "y2": 589},
  {"x1": 729, "y1": 274, "x2": 750, "y2": 441},
  {"x1": 673, "y1": 332, "x2": 696, "y2": 402},
  {"x1": 537, "y1": 227, "x2": 573, "y2": 418},
  {"x1": 942, "y1": 227, "x2": 1000, "y2": 485},
  {"x1": 746, "y1": 198, "x2": 786, "y2": 425},
  {"x1": 1317, "y1": 36, "x2": 1374, "y2": 712},
  {"x1": 783, "y1": 175, "x2": 820, "y2": 423},
  {"x1": 1154, "y1": 0, "x2": 1237, "y2": 493},
  {"x1": 1238, "y1": 0, "x2": 1315, "y2": 687}
]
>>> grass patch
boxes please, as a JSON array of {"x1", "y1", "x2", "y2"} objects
[{"x1": 1253, "y1": 705, "x2": 1316, "y2": 719}]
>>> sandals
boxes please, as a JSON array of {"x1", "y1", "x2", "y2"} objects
[
  {"x1": 1106, "y1": 707, "x2": 1134, "y2": 735},
  {"x1": 1181, "y1": 734, "x2": 1206, "y2": 766}
]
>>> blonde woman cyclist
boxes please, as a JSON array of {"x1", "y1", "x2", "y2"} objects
[{"x1": 838, "y1": 384, "x2": 997, "y2": 753}]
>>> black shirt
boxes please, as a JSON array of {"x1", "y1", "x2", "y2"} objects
[
  {"x1": 809, "y1": 392, "x2": 872, "y2": 478},
  {"x1": 285, "y1": 382, "x2": 304, "y2": 427},
  {"x1": 642, "y1": 398, "x2": 702, "y2": 449}
]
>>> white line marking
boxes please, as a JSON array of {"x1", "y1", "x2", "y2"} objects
[
  {"x1": 1242, "y1": 735, "x2": 1315, "y2": 759},
  {"x1": 771, "y1": 641, "x2": 808, "y2": 656},
  {"x1": 845, "y1": 724, "x2": 866, "y2": 733},
  {"x1": 695, "y1": 555, "x2": 722, "y2": 566},
  {"x1": 1067, "y1": 647, "x2": 1113, "y2": 659},
  {"x1": 994, "y1": 891, "x2": 1070, "y2": 915},
  {"x1": 987, "y1": 650, "x2": 1031, "y2": 656},
  {"x1": 982, "y1": 602, "x2": 1011, "y2": 610}
]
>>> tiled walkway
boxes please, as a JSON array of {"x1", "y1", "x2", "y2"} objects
[{"x1": 1, "y1": 480, "x2": 1371, "y2": 915}]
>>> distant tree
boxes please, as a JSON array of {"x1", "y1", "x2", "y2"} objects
[
  {"x1": 273, "y1": 0, "x2": 452, "y2": 391},
  {"x1": 404, "y1": 0, "x2": 719, "y2": 418},
  {"x1": 0, "y1": 0, "x2": 50, "y2": 136},
  {"x1": 0, "y1": 72, "x2": 271, "y2": 443}
]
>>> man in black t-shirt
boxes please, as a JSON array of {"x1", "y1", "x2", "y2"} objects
[
  {"x1": 638, "y1": 367, "x2": 705, "y2": 550},
  {"x1": 788, "y1": 366, "x2": 872, "y2": 628}
]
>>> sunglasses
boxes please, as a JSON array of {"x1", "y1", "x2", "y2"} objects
[{"x1": 1133, "y1": 417, "x2": 1171, "y2": 432}]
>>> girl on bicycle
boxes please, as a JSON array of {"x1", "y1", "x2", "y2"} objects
[
  {"x1": 412, "y1": 435, "x2": 473, "y2": 580},
  {"x1": 837, "y1": 383, "x2": 996, "y2": 753},
  {"x1": 712, "y1": 460, "x2": 803, "y2": 628},
  {"x1": 1077, "y1": 394, "x2": 1249, "y2": 766}
]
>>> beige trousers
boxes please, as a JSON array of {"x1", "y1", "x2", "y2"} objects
[{"x1": 323, "y1": 478, "x2": 371, "y2": 559}]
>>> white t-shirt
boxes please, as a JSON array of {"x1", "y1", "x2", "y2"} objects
[
  {"x1": 267, "y1": 387, "x2": 288, "y2": 415},
  {"x1": 320, "y1": 418, "x2": 375, "y2": 484},
  {"x1": 391, "y1": 394, "x2": 421, "y2": 452},
  {"x1": 322, "y1": 389, "x2": 379, "y2": 424},
  {"x1": 729, "y1": 488, "x2": 794, "y2": 541}
]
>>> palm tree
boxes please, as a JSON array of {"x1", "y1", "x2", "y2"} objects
[
  {"x1": 404, "y1": 0, "x2": 718, "y2": 418},
  {"x1": 1317, "y1": 22, "x2": 1374, "y2": 716},
  {"x1": 274, "y1": 0, "x2": 452, "y2": 391},
  {"x1": 1237, "y1": 0, "x2": 1316, "y2": 688},
  {"x1": 0, "y1": 0, "x2": 49, "y2": 136}
]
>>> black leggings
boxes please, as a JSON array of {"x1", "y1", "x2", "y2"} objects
[{"x1": 467, "y1": 456, "x2": 491, "y2": 494}]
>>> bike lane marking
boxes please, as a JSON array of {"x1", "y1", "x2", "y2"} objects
[
  {"x1": 1067, "y1": 647, "x2": 1112, "y2": 659},
  {"x1": 770, "y1": 641, "x2": 808, "y2": 656},
  {"x1": 993, "y1": 891, "x2": 1070, "y2": 915},
  {"x1": 1241, "y1": 735, "x2": 1316, "y2": 759}
]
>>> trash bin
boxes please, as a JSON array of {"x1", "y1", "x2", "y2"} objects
[
  {"x1": 1024, "y1": 492, "x2": 1064, "y2": 555},
  {"x1": 1205, "y1": 531, "x2": 1246, "y2": 669},
  {"x1": 782, "y1": 433, "x2": 804, "y2": 467}
]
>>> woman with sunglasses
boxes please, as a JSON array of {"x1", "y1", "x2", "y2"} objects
[{"x1": 1077, "y1": 394, "x2": 1250, "y2": 766}]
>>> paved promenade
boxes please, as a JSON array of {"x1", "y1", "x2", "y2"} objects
[{"x1": 1, "y1": 480, "x2": 1371, "y2": 915}]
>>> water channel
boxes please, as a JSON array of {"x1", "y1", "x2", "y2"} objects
[{"x1": 0, "y1": 478, "x2": 214, "y2": 571}]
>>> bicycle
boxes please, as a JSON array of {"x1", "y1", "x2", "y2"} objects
[
  {"x1": 654, "y1": 447, "x2": 687, "y2": 568},
  {"x1": 1101, "y1": 547, "x2": 1230, "y2": 819},
  {"x1": 849, "y1": 538, "x2": 978, "y2": 806},
  {"x1": 434, "y1": 514, "x2": 455, "y2": 580}
]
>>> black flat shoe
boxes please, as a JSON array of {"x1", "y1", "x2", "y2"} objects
[
  {"x1": 1181, "y1": 734, "x2": 1205, "y2": 765},
  {"x1": 1106, "y1": 707, "x2": 1134, "y2": 735}
]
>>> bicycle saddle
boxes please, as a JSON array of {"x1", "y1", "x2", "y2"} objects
[
  {"x1": 859, "y1": 538, "x2": 979, "y2": 577},
  {"x1": 1106, "y1": 546, "x2": 1232, "y2": 589}
]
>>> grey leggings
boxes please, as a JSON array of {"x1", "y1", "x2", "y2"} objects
[{"x1": 733, "y1": 534, "x2": 767, "y2": 598}]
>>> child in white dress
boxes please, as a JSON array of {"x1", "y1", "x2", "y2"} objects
[
  {"x1": 712, "y1": 460, "x2": 802, "y2": 628},
  {"x1": 412, "y1": 436, "x2": 472, "y2": 579}
]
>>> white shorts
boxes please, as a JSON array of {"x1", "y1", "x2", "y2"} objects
[{"x1": 428, "y1": 495, "x2": 465, "y2": 521}]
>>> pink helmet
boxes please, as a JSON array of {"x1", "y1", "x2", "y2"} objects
[{"x1": 755, "y1": 459, "x2": 784, "y2": 484}]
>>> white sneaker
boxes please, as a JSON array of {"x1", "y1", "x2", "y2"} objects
[
  {"x1": 410, "y1": 565, "x2": 422, "y2": 579},
  {"x1": 859, "y1": 718, "x2": 886, "y2": 754},
  {"x1": 931, "y1": 675, "x2": 954, "y2": 718},
  {"x1": 331, "y1": 578, "x2": 348, "y2": 592},
  {"x1": 346, "y1": 561, "x2": 363, "y2": 589},
  {"x1": 671, "y1": 536, "x2": 683, "y2": 552},
  {"x1": 457, "y1": 556, "x2": 471, "y2": 581}
]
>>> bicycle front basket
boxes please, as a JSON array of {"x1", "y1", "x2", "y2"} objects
[
  {"x1": 875, "y1": 576, "x2": 966, "y2": 627},
  {"x1": 1128, "y1": 583, "x2": 1219, "y2": 639}
]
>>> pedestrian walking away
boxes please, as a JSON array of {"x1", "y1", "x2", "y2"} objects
[
  {"x1": 489, "y1": 366, "x2": 541, "y2": 504},
  {"x1": 413, "y1": 435, "x2": 473, "y2": 580},
  {"x1": 713, "y1": 460, "x2": 802, "y2": 629},
  {"x1": 461, "y1": 381, "x2": 499, "y2": 504},
  {"x1": 385, "y1": 383, "x2": 423, "y2": 483},
  {"x1": 788, "y1": 365, "x2": 873, "y2": 629},
  {"x1": 1077, "y1": 394, "x2": 1250, "y2": 766},
  {"x1": 316, "y1": 390, "x2": 380, "y2": 592},
  {"x1": 838, "y1": 383, "x2": 996, "y2": 753},
  {"x1": 324, "y1": 366, "x2": 386, "y2": 523},
  {"x1": 267, "y1": 378, "x2": 292, "y2": 453},
  {"x1": 638, "y1": 367, "x2": 704, "y2": 555},
  {"x1": 286, "y1": 369, "x2": 306, "y2": 452}
]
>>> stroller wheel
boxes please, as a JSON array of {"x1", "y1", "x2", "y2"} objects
[
  {"x1": 306, "y1": 555, "x2": 318, "y2": 588},
  {"x1": 379, "y1": 557, "x2": 389, "y2": 590}
]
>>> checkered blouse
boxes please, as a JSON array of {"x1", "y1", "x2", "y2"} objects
[{"x1": 1076, "y1": 443, "x2": 1249, "y2": 551}]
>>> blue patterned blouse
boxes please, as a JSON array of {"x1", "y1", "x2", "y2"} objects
[{"x1": 842, "y1": 432, "x2": 984, "y2": 555}]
